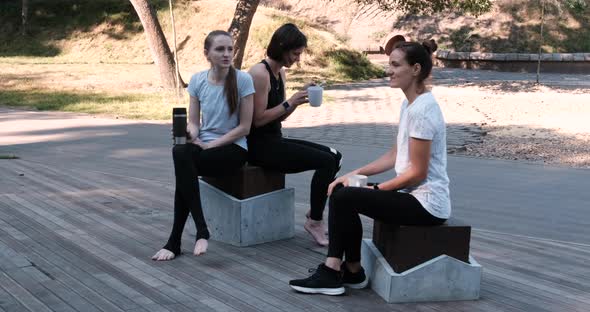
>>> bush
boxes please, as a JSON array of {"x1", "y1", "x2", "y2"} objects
[{"x1": 324, "y1": 49, "x2": 385, "y2": 81}]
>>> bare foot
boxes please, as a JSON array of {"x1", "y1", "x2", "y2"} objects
[
  {"x1": 193, "y1": 239, "x2": 208, "y2": 256},
  {"x1": 304, "y1": 218, "x2": 329, "y2": 246},
  {"x1": 151, "y1": 249, "x2": 176, "y2": 261},
  {"x1": 306, "y1": 210, "x2": 328, "y2": 235}
]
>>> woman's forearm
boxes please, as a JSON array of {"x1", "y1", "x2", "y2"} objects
[
  {"x1": 378, "y1": 166, "x2": 425, "y2": 191},
  {"x1": 204, "y1": 125, "x2": 249, "y2": 149},
  {"x1": 356, "y1": 146, "x2": 397, "y2": 177},
  {"x1": 254, "y1": 103, "x2": 288, "y2": 127}
]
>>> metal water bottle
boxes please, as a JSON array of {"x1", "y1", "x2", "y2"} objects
[{"x1": 172, "y1": 107, "x2": 187, "y2": 145}]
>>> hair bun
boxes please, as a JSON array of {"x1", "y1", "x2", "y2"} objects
[{"x1": 422, "y1": 39, "x2": 438, "y2": 55}]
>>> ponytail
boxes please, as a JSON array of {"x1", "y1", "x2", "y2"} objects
[{"x1": 224, "y1": 66, "x2": 238, "y2": 115}]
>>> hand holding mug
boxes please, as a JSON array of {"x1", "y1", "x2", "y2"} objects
[
  {"x1": 348, "y1": 174, "x2": 368, "y2": 187},
  {"x1": 288, "y1": 90, "x2": 309, "y2": 107},
  {"x1": 327, "y1": 173, "x2": 353, "y2": 196}
]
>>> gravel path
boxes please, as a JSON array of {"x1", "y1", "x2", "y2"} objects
[{"x1": 283, "y1": 68, "x2": 590, "y2": 168}]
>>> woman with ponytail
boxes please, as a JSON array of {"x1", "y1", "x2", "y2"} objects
[
  {"x1": 289, "y1": 39, "x2": 451, "y2": 296},
  {"x1": 153, "y1": 30, "x2": 255, "y2": 261}
]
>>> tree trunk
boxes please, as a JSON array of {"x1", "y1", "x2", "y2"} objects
[
  {"x1": 22, "y1": 0, "x2": 28, "y2": 36},
  {"x1": 228, "y1": 0, "x2": 261, "y2": 69},
  {"x1": 129, "y1": 0, "x2": 185, "y2": 88}
]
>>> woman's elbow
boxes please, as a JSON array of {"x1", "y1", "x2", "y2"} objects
[
  {"x1": 410, "y1": 166, "x2": 428, "y2": 183},
  {"x1": 416, "y1": 171, "x2": 428, "y2": 183},
  {"x1": 253, "y1": 118, "x2": 265, "y2": 128},
  {"x1": 241, "y1": 125, "x2": 250, "y2": 137},
  {"x1": 236, "y1": 122, "x2": 250, "y2": 137}
]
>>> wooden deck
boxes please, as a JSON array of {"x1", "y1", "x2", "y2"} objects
[{"x1": 1, "y1": 159, "x2": 589, "y2": 312}]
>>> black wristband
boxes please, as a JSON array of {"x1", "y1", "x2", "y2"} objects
[
  {"x1": 373, "y1": 183, "x2": 380, "y2": 190},
  {"x1": 282, "y1": 101, "x2": 290, "y2": 111}
]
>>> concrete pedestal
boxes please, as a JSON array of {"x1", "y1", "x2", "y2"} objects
[
  {"x1": 190, "y1": 180, "x2": 295, "y2": 247},
  {"x1": 361, "y1": 239, "x2": 482, "y2": 303}
]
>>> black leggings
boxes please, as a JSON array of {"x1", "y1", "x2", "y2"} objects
[
  {"x1": 163, "y1": 143, "x2": 247, "y2": 255},
  {"x1": 248, "y1": 137, "x2": 342, "y2": 221},
  {"x1": 327, "y1": 184, "x2": 446, "y2": 263}
]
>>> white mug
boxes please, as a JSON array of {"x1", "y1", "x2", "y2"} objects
[
  {"x1": 307, "y1": 86, "x2": 323, "y2": 107},
  {"x1": 348, "y1": 174, "x2": 368, "y2": 187}
]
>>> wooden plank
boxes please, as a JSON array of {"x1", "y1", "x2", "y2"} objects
[
  {"x1": 0, "y1": 271, "x2": 58, "y2": 312},
  {"x1": 1, "y1": 194, "x2": 272, "y2": 310},
  {"x1": 0, "y1": 201, "x2": 172, "y2": 311},
  {"x1": 0, "y1": 224, "x2": 140, "y2": 311},
  {"x1": 2, "y1": 159, "x2": 590, "y2": 311},
  {"x1": 0, "y1": 285, "x2": 30, "y2": 312},
  {"x1": 10, "y1": 171, "x2": 338, "y2": 312}
]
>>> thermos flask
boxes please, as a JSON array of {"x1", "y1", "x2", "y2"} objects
[{"x1": 172, "y1": 107, "x2": 187, "y2": 145}]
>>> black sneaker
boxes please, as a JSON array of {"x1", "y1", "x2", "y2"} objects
[
  {"x1": 341, "y1": 262, "x2": 368, "y2": 289},
  {"x1": 289, "y1": 264, "x2": 345, "y2": 295}
]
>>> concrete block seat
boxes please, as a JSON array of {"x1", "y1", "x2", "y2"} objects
[
  {"x1": 361, "y1": 219, "x2": 482, "y2": 303},
  {"x1": 195, "y1": 165, "x2": 295, "y2": 247}
]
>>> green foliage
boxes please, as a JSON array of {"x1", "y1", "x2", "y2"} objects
[
  {"x1": 352, "y1": 0, "x2": 493, "y2": 15},
  {"x1": 565, "y1": 0, "x2": 588, "y2": 13},
  {"x1": 324, "y1": 49, "x2": 385, "y2": 80},
  {"x1": 0, "y1": 89, "x2": 171, "y2": 120},
  {"x1": 0, "y1": 0, "x2": 167, "y2": 56},
  {"x1": 370, "y1": 30, "x2": 389, "y2": 41},
  {"x1": 404, "y1": 0, "x2": 590, "y2": 53},
  {"x1": 0, "y1": 154, "x2": 19, "y2": 160}
]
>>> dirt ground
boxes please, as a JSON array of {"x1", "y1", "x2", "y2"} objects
[
  {"x1": 1, "y1": 62, "x2": 589, "y2": 168},
  {"x1": 430, "y1": 83, "x2": 590, "y2": 168}
]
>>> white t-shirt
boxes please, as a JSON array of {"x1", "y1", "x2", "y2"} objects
[
  {"x1": 186, "y1": 69, "x2": 255, "y2": 150},
  {"x1": 395, "y1": 92, "x2": 451, "y2": 219}
]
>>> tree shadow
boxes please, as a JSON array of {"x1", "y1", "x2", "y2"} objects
[
  {"x1": 282, "y1": 122, "x2": 485, "y2": 154},
  {"x1": 260, "y1": 0, "x2": 293, "y2": 11},
  {"x1": 0, "y1": 0, "x2": 176, "y2": 57},
  {"x1": 391, "y1": 1, "x2": 589, "y2": 53},
  {"x1": 447, "y1": 80, "x2": 589, "y2": 93},
  {"x1": 2, "y1": 108, "x2": 590, "y2": 247},
  {"x1": 0, "y1": 89, "x2": 165, "y2": 119},
  {"x1": 459, "y1": 125, "x2": 590, "y2": 168},
  {"x1": 176, "y1": 35, "x2": 191, "y2": 53}
]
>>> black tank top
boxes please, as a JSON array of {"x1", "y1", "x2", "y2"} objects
[{"x1": 248, "y1": 60, "x2": 284, "y2": 139}]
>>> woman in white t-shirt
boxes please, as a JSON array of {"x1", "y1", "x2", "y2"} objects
[
  {"x1": 152, "y1": 30, "x2": 255, "y2": 261},
  {"x1": 289, "y1": 39, "x2": 450, "y2": 296}
]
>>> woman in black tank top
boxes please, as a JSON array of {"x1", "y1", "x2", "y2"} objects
[{"x1": 247, "y1": 23, "x2": 342, "y2": 247}]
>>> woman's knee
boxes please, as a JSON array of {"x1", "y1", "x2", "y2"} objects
[
  {"x1": 315, "y1": 147, "x2": 342, "y2": 172},
  {"x1": 329, "y1": 186, "x2": 360, "y2": 223},
  {"x1": 329, "y1": 185, "x2": 355, "y2": 208},
  {"x1": 172, "y1": 144, "x2": 192, "y2": 163},
  {"x1": 327, "y1": 146, "x2": 343, "y2": 172}
]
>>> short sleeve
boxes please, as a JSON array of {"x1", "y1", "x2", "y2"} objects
[
  {"x1": 408, "y1": 110, "x2": 435, "y2": 140},
  {"x1": 186, "y1": 73, "x2": 202, "y2": 98},
  {"x1": 237, "y1": 71, "x2": 255, "y2": 98}
]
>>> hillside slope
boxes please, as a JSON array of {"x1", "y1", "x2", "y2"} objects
[
  {"x1": 264, "y1": 0, "x2": 589, "y2": 53},
  {"x1": 0, "y1": 0, "x2": 382, "y2": 83}
]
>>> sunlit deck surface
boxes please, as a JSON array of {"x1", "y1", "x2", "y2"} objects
[{"x1": 1, "y1": 160, "x2": 589, "y2": 312}]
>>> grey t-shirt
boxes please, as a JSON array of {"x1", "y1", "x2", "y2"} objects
[
  {"x1": 187, "y1": 69, "x2": 255, "y2": 150},
  {"x1": 395, "y1": 92, "x2": 451, "y2": 219}
]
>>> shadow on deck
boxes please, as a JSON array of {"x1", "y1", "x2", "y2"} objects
[{"x1": 1, "y1": 159, "x2": 589, "y2": 312}]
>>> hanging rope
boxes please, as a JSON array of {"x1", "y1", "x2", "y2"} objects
[{"x1": 169, "y1": 0, "x2": 181, "y2": 105}]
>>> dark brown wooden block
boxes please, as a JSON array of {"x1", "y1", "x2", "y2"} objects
[
  {"x1": 372, "y1": 219, "x2": 471, "y2": 273},
  {"x1": 202, "y1": 165, "x2": 285, "y2": 200}
]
